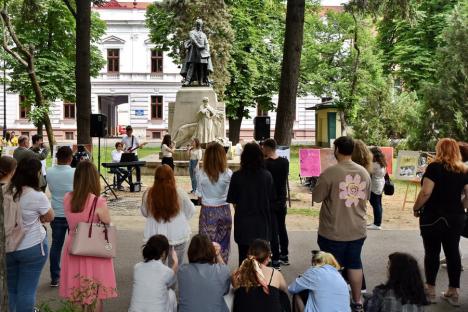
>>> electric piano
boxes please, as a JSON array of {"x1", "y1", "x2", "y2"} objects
[{"x1": 102, "y1": 161, "x2": 146, "y2": 192}]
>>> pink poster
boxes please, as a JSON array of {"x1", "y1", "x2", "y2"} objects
[
  {"x1": 300, "y1": 149, "x2": 321, "y2": 177},
  {"x1": 380, "y1": 147, "x2": 394, "y2": 174},
  {"x1": 320, "y1": 148, "x2": 337, "y2": 172}
]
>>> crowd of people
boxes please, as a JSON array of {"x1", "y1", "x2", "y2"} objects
[{"x1": 1, "y1": 134, "x2": 468, "y2": 312}]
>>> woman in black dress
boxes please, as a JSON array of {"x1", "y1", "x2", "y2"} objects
[
  {"x1": 232, "y1": 239, "x2": 290, "y2": 312},
  {"x1": 413, "y1": 138, "x2": 468, "y2": 306},
  {"x1": 227, "y1": 143, "x2": 275, "y2": 265}
]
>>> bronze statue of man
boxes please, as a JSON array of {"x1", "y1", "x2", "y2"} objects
[{"x1": 180, "y1": 18, "x2": 213, "y2": 86}]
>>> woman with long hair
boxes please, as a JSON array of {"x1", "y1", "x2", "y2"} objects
[
  {"x1": 227, "y1": 142, "x2": 274, "y2": 265},
  {"x1": 196, "y1": 142, "x2": 232, "y2": 263},
  {"x1": 178, "y1": 234, "x2": 231, "y2": 312},
  {"x1": 5, "y1": 158, "x2": 54, "y2": 312},
  {"x1": 413, "y1": 138, "x2": 468, "y2": 306},
  {"x1": 161, "y1": 134, "x2": 175, "y2": 170},
  {"x1": 188, "y1": 138, "x2": 202, "y2": 193},
  {"x1": 367, "y1": 147, "x2": 387, "y2": 230},
  {"x1": 232, "y1": 239, "x2": 289, "y2": 312},
  {"x1": 351, "y1": 139, "x2": 373, "y2": 173},
  {"x1": 59, "y1": 161, "x2": 117, "y2": 311},
  {"x1": 288, "y1": 251, "x2": 349, "y2": 312},
  {"x1": 141, "y1": 164, "x2": 195, "y2": 267},
  {"x1": 365, "y1": 252, "x2": 428, "y2": 311},
  {"x1": 0, "y1": 155, "x2": 16, "y2": 184}
]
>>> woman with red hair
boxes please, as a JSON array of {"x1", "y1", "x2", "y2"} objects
[
  {"x1": 413, "y1": 138, "x2": 468, "y2": 306},
  {"x1": 141, "y1": 164, "x2": 195, "y2": 267}
]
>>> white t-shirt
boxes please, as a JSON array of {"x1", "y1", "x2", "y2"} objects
[
  {"x1": 190, "y1": 148, "x2": 202, "y2": 161},
  {"x1": 122, "y1": 135, "x2": 140, "y2": 155},
  {"x1": 41, "y1": 159, "x2": 47, "y2": 176},
  {"x1": 195, "y1": 169, "x2": 232, "y2": 206},
  {"x1": 162, "y1": 144, "x2": 173, "y2": 158},
  {"x1": 370, "y1": 162, "x2": 386, "y2": 195},
  {"x1": 140, "y1": 188, "x2": 195, "y2": 245},
  {"x1": 111, "y1": 149, "x2": 123, "y2": 163},
  {"x1": 17, "y1": 187, "x2": 50, "y2": 250},
  {"x1": 129, "y1": 260, "x2": 176, "y2": 312}
]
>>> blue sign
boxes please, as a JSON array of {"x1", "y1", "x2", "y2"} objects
[{"x1": 134, "y1": 109, "x2": 145, "y2": 116}]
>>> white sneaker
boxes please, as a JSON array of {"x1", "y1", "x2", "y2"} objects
[{"x1": 367, "y1": 224, "x2": 382, "y2": 230}]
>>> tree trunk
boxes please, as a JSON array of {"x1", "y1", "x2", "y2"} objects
[
  {"x1": 75, "y1": 0, "x2": 92, "y2": 145},
  {"x1": 228, "y1": 104, "x2": 245, "y2": 144},
  {"x1": 36, "y1": 122, "x2": 43, "y2": 136},
  {"x1": 274, "y1": 0, "x2": 305, "y2": 146},
  {"x1": 228, "y1": 117, "x2": 243, "y2": 145},
  {"x1": 0, "y1": 191, "x2": 7, "y2": 312}
]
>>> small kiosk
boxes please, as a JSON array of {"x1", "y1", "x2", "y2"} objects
[{"x1": 307, "y1": 101, "x2": 343, "y2": 148}]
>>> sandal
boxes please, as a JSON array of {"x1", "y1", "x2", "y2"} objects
[
  {"x1": 424, "y1": 289, "x2": 437, "y2": 304},
  {"x1": 441, "y1": 292, "x2": 460, "y2": 307}
]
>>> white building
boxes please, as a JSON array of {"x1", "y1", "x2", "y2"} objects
[{"x1": 0, "y1": 0, "x2": 341, "y2": 142}]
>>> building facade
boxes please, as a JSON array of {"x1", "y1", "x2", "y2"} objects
[{"x1": 0, "y1": 0, "x2": 321, "y2": 142}]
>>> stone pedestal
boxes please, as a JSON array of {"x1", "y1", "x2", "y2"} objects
[{"x1": 168, "y1": 87, "x2": 225, "y2": 148}]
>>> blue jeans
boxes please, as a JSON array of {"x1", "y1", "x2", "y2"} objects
[
  {"x1": 369, "y1": 192, "x2": 383, "y2": 226},
  {"x1": 189, "y1": 159, "x2": 199, "y2": 191},
  {"x1": 7, "y1": 238, "x2": 49, "y2": 312},
  {"x1": 50, "y1": 217, "x2": 68, "y2": 282}
]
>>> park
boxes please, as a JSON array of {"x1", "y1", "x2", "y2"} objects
[{"x1": 0, "y1": 0, "x2": 467, "y2": 311}]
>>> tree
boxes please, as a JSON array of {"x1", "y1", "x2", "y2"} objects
[
  {"x1": 224, "y1": 0, "x2": 284, "y2": 143},
  {"x1": 410, "y1": 2, "x2": 468, "y2": 149},
  {"x1": 376, "y1": 0, "x2": 459, "y2": 93},
  {"x1": 274, "y1": 0, "x2": 305, "y2": 146},
  {"x1": 146, "y1": 0, "x2": 233, "y2": 98},
  {"x1": 0, "y1": 0, "x2": 105, "y2": 148},
  {"x1": 64, "y1": 0, "x2": 106, "y2": 145}
]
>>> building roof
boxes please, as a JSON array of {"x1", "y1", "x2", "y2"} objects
[{"x1": 94, "y1": 0, "x2": 150, "y2": 10}]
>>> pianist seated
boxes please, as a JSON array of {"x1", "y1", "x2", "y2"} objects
[{"x1": 111, "y1": 142, "x2": 130, "y2": 191}]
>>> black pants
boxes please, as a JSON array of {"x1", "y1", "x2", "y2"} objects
[
  {"x1": 271, "y1": 208, "x2": 289, "y2": 261},
  {"x1": 238, "y1": 244, "x2": 249, "y2": 267},
  {"x1": 162, "y1": 157, "x2": 174, "y2": 171},
  {"x1": 129, "y1": 155, "x2": 141, "y2": 184},
  {"x1": 111, "y1": 168, "x2": 129, "y2": 187},
  {"x1": 422, "y1": 227, "x2": 461, "y2": 288}
]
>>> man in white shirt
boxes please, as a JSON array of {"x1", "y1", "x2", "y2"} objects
[
  {"x1": 121, "y1": 125, "x2": 141, "y2": 182},
  {"x1": 111, "y1": 142, "x2": 129, "y2": 191}
]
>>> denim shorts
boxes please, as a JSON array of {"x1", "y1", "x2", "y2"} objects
[{"x1": 317, "y1": 235, "x2": 365, "y2": 269}]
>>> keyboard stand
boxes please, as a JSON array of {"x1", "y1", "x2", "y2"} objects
[{"x1": 101, "y1": 173, "x2": 118, "y2": 200}]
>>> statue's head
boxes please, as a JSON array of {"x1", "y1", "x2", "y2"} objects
[
  {"x1": 202, "y1": 97, "x2": 209, "y2": 106},
  {"x1": 195, "y1": 18, "x2": 203, "y2": 30}
]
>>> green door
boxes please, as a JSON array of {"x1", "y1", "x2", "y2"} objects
[{"x1": 327, "y1": 112, "x2": 337, "y2": 146}]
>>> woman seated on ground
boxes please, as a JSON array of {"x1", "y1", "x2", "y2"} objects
[
  {"x1": 288, "y1": 251, "x2": 349, "y2": 312},
  {"x1": 178, "y1": 234, "x2": 231, "y2": 312},
  {"x1": 364, "y1": 252, "x2": 428, "y2": 312},
  {"x1": 140, "y1": 164, "x2": 195, "y2": 267},
  {"x1": 232, "y1": 239, "x2": 290, "y2": 312},
  {"x1": 129, "y1": 235, "x2": 178, "y2": 312}
]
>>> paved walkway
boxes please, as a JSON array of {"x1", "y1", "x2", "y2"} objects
[{"x1": 36, "y1": 230, "x2": 468, "y2": 311}]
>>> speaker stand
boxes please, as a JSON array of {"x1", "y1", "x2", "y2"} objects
[{"x1": 97, "y1": 136, "x2": 118, "y2": 200}]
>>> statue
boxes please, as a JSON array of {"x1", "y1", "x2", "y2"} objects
[
  {"x1": 180, "y1": 18, "x2": 213, "y2": 86},
  {"x1": 172, "y1": 97, "x2": 224, "y2": 147}
]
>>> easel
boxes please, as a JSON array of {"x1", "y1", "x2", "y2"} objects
[{"x1": 401, "y1": 179, "x2": 420, "y2": 210}]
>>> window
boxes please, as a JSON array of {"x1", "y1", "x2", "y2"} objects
[
  {"x1": 107, "y1": 49, "x2": 120, "y2": 73},
  {"x1": 65, "y1": 132, "x2": 74, "y2": 140},
  {"x1": 19, "y1": 95, "x2": 30, "y2": 119},
  {"x1": 64, "y1": 103, "x2": 75, "y2": 119},
  {"x1": 151, "y1": 49, "x2": 163, "y2": 74},
  {"x1": 152, "y1": 131, "x2": 162, "y2": 139},
  {"x1": 150, "y1": 96, "x2": 163, "y2": 120}
]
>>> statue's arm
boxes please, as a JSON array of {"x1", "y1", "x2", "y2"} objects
[{"x1": 189, "y1": 31, "x2": 205, "y2": 49}]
